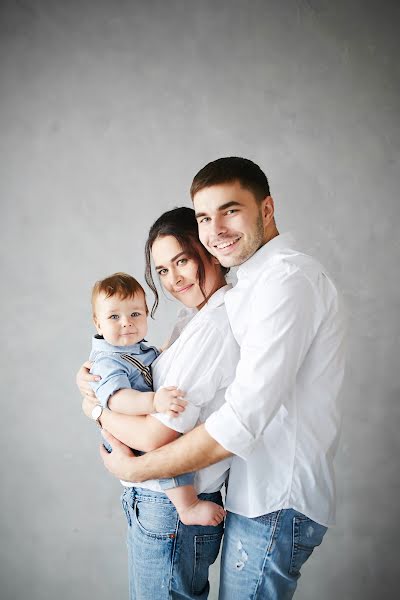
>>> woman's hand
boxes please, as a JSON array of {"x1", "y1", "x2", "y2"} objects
[
  {"x1": 76, "y1": 361, "x2": 100, "y2": 398},
  {"x1": 82, "y1": 394, "x2": 100, "y2": 419}
]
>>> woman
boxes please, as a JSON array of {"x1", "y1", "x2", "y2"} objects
[{"x1": 77, "y1": 207, "x2": 239, "y2": 599}]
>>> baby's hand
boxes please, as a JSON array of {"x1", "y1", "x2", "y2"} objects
[{"x1": 153, "y1": 387, "x2": 187, "y2": 417}]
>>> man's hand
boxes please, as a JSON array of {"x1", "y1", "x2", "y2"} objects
[
  {"x1": 76, "y1": 361, "x2": 100, "y2": 399},
  {"x1": 99, "y1": 425, "x2": 232, "y2": 483},
  {"x1": 153, "y1": 386, "x2": 187, "y2": 417},
  {"x1": 100, "y1": 430, "x2": 137, "y2": 481}
]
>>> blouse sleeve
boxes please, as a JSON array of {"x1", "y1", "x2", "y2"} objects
[{"x1": 153, "y1": 321, "x2": 231, "y2": 433}]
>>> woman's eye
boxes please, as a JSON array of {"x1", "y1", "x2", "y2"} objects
[
  {"x1": 157, "y1": 269, "x2": 167, "y2": 276},
  {"x1": 177, "y1": 258, "x2": 188, "y2": 266}
]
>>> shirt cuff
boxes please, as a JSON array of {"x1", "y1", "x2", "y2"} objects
[
  {"x1": 205, "y1": 402, "x2": 257, "y2": 460},
  {"x1": 152, "y1": 402, "x2": 201, "y2": 434},
  {"x1": 95, "y1": 382, "x2": 128, "y2": 408}
]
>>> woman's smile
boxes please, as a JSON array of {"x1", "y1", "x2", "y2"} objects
[{"x1": 175, "y1": 284, "x2": 194, "y2": 293}]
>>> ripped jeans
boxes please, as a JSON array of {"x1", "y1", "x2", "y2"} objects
[{"x1": 219, "y1": 509, "x2": 327, "y2": 600}]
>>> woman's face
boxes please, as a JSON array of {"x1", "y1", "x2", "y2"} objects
[{"x1": 151, "y1": 235, "x2": 224, "y2": 310}]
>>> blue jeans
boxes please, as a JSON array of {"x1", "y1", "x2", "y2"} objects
[
  {"x1": 121, "y1": 486, "x2": 224, "y2": 599},
  {"x1": 219, "y1": 509, "x2": 327, "y2": 600}
]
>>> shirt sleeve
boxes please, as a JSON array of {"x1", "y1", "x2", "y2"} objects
[
  {"x1": 90, "y1": 355, "x2": 132, "y2": 407},
  {"x1": 205, "y1": 267, "x2": 322, "y2": 459},
  {"x1": 153, "y1": 323, "x2": 227, "y2": 434}
]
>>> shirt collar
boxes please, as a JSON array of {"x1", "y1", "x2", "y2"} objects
[
  {"x1": 203, "y1": 283, "x2": 232, "y2": 309},
  {"x1": 91, "y1": 335, "x2": 148, "y2": 354},
  {"x1": 237, "y1": 232, "x2": 296, "y2": 279}
]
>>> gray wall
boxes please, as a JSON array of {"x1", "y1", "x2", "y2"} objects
[{"x1": 1, "y1": 1, "x2": 398, "y2": 599}]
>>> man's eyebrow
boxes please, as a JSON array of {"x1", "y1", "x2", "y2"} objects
[
  {"x1": 195, "y1": 200, "x2": 243, "y2": 218},
  {"x1": 155, "y1": 251, "x2": 186, "y2": 270}
]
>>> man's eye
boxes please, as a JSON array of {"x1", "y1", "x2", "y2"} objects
[
  {"x1": 109, "y1": 315, "x2": 119, "y2": 320},
  {"x1": 199, "y1": 217, "x2": 210, "y2": 224},
  {"x1": 226, "y1": 209, "x2": 237, "y2": 215}
]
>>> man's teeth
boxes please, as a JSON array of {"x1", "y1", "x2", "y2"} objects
[{"x1": 215, "y1": 238, "x2": 239, "y2": 249}]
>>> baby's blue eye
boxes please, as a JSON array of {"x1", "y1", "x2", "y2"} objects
[{"x1": 109, "y1": 315, "x2": 119, "y2": 320}]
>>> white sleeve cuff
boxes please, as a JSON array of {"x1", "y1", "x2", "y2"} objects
[
  {"x1": 205, "y1": 402, "x2": 257, "y2": 460},
  {"x1": 152, "y1": 402, "x2": 201, "y2": 434}
]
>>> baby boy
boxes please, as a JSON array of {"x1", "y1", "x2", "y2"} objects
[{"x1": 88, "y1": 272, "x2": 225, "y2": 526}]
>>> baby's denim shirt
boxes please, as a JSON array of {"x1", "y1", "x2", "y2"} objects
[{"x1": 89, "y1": 335, "x2": 160, "y2": 408}]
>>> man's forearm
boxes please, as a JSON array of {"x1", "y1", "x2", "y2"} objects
[{"x1": 114, "y1": 423, "x2": 232, "y2": 482}]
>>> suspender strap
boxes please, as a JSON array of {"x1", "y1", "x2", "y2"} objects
[{"x1": 120, "y1": 354, "x2": 153, "y2": 388}]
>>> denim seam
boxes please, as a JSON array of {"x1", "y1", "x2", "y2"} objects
[
  {"x1": 289, "y1": 516, "x2": 298, "y2": 577},
  {"x1": 121, "y1": 489, "x2": 133, "y2": 527},
  {"x1": 168, "y1": 517, "x2": 180, "y2": 599},
  {"x1": 266, "y1": 509, "x2": 282, "y2": 555},
  {"x1": 133, "y1": 495, "x2": 172, "y2": 505},
  {"x1": 251, "y1": 510, "x2": 283, "y2": 599}
]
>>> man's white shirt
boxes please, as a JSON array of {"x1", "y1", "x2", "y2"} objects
[{"x1": 205, "y1": 233, "x2": 346, "y2": 526}]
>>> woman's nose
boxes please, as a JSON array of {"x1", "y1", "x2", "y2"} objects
[{"x1": 169, "y1": 268, "x2": 182, "y2": 286}]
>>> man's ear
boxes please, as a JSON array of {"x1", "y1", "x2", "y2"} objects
[{"x1": 261, "y1": 195, "x2": 275, "y2": 225}]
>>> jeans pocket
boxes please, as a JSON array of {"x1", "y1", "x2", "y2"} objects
[
  {"x1": 134, "y1": 498, "x2": 178, "y2": 540},
  {"x1": 288, "y1": 516, "x2": 327, "y2": 578},
  {"x1": 192, "y1": 529, "x2": 224, "y2": 595}
]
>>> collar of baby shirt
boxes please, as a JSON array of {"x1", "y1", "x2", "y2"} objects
[{"x1": 91, "y1": 335, "x2": 150, "y2": 354}]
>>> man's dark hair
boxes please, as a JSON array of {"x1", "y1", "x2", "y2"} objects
[{"x1": 190, "y1": 157, "x2": 270, "y2": 203}]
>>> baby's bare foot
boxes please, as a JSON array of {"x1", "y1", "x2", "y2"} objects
[{"x1": 179, "y1": 500, "x2": 226, "y2": 526}]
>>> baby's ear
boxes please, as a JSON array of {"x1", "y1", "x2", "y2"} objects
[{"x1": 93, "y1": 316, "x2": 101, "y2": 334}]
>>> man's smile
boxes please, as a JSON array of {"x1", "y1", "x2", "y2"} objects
[{"x1": 213, "y1": 236, "x2": 241, "y2": 251}]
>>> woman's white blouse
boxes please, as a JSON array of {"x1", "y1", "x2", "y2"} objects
[{"x1": 126, "y1": 284, "x2": 239, "y2": 494}]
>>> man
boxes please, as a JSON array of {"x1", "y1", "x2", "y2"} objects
[{"x1": 94, "y1": 157, "x2": 346, "y2": 598}]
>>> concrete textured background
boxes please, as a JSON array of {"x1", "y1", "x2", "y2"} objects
[{"x1": 0, "y1": 1, "x2": 399, "y2": 599}]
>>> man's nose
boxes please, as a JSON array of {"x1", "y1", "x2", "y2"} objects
[{"x1": 211, "y1": 214, "x2": 227, "y2": 236}]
